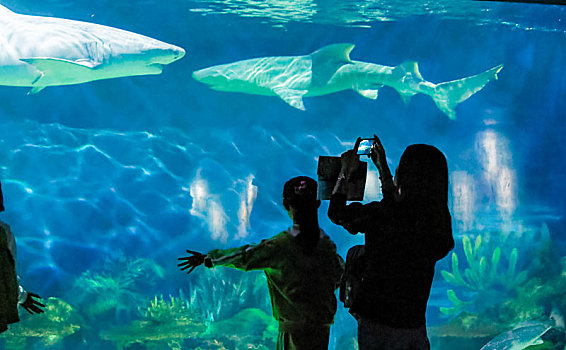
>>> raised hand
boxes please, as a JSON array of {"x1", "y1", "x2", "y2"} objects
[
  {"x1": 21, "y1": 292, "x2": 45, "y2": 315},
  {"x1": 177, "y1": 250, "x2": 206, "y2": 274},
  {"x1": 369, "y1": 134, "x2": 387, "y2": 173}
]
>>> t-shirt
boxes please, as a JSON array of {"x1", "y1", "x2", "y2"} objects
[{"x1": 207, "y1": 228, "x2": 344, "y2": 331}]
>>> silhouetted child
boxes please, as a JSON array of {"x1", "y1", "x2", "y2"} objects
[{"x1": 179, "y1": 176, "x2": 344, "y2": 350}]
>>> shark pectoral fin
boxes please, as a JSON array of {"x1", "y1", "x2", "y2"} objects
[
  {"x1": 273, "y1": 87, "x2": 308, "y2": 110},
  {"x1": 399, "y1": 91, "x2": 416, "y2": 104},
  {"x1": 28, "y1": 86, "x2": 46, "y2": 94},
  {"x1": 74, "y1": 58, "x2": 102, "y2": 69},
  {"x1": 356, "y1": 89, "x2": 378, "y2": 100},
  {"x1": 434, "y1": 98, "x2": 457, "y2": 120},
  {"x1": 311, "y1": 43, "x2": 355, "y2": 86}
]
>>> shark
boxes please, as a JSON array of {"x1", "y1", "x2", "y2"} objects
[
  {"x1": 193, "y1": 43, "x2": 503, "y2": 119},
  {"x1": 480, "y1": 323, "x2": 552, "y2": 350},
  {"x1": 0, "y1": 4, "x2": 185, "y2": 93}
]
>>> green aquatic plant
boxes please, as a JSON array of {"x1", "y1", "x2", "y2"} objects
[
  {"x1": 101, "y1": 293, "x2": 206, "y2": 350},
  {"x1": 439, "y1": 233, "x2": 531, "y2": 317},
  {"x1": 202, "y1": 308, "x2": 277, "y2": 350},
  {"x1": 437, "y1": 223, "x2": 566, "y2": 350},
  {"x1": 141, "y1": 294, "x2": 199, "y2": 324},
  {"x1": 441, "y1": 234, "x2": 528, "y2": 292},
  {"x1": 497, "y1": 260, "x2": 566, "y2": 326},
  {"x1": 0, "y1": 297, "x2": 81, "y2": 350},
  {"x1": 188, "y1": 268, "x2": 270, "y2": 325},
  {"x1": 73, "y1": 256, "x2": 165, "y2": 320},
  {"x1": 439, "y1": 289, "x2": 473, "y2": 316}
]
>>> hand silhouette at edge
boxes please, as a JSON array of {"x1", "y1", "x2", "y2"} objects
[
  {"x1": 177, "y1": 250, "x2": 206, "y2": 274},
  {"x1": 21, "y1": 292, "x2": 45, "y2": 315}
]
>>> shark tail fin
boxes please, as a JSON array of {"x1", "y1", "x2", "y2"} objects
[{"x1": 433, "y1": 64, "x2": 503, "y2": 120}]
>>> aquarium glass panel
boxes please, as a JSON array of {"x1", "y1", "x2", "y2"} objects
[{"x1": 0, "y1": 0, "x2": 565, "y2": 349}]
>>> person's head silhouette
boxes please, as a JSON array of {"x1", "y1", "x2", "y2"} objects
[
  {"x1": 283, "y1": 176, "x2": 320, "y2": 213},
  {"x1": 395, "y1": 144, "x2": 448, "y2": 203}
]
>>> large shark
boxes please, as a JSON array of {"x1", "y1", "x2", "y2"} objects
[
  {"x1": 193, "y1": 43, "x2": 502, "y2": 119},
  {"x1": 0, "y1": 4, "x2": 185, "y2": 93}
]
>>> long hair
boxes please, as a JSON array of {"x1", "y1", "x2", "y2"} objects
[
  {"x1": 396, "y1": 144, "x2": 454, "y2": 259},
  {"x1": 396, "y1": 144, "x2": 449, "y2": 203}
]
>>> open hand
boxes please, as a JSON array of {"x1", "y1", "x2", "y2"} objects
[
  {"x1": 21, "y1": 292, "x2": 45, "y2": 315},
  {"x1": 177, "y1": 250, "x2": 206, "y2": 274}
]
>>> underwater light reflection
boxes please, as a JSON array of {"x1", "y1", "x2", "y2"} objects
[
  {"x1": 450, "y1": 170, "x2": 476, "y2": 232},
  {"x1": 476, "y1": 129, "x2": 517, "y2": 220},
  {"x1": 236, "y1": 175, "x2": 257, "y2": 239}
]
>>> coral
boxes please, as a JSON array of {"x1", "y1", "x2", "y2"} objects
[
  {"x1": 441, "y1": 234, "x2": 528, "y2": 292},
  {"x1": 100, "y1": 293, "x2": 206, "y2": 350},
  {"x1": 141, "y1": 294, "x2": 199, "y2": 325},
  {"x1": 188, "y1": 267, "x2": 270, "y2": 325},
  {"x1": 201, "y1": 308, "x2": 277, "y2": 350},
  {"x1": 72, "y1": 256, "x2": 165, "y2": 320},
  {"x1": 497, "y1": 269, "x2": 566, "y2": 326},
  {"x1": 436, "y1": 224, "x2": 566, "y2": 350},
  {"x1": 439, "y1": 289, "x2": 472, "y2": 316},
  {"x1": 0, "y1": 297, "x2": 81, "y2": 350},
  {"x1": 439, "y1": 233, "x2": 530, "y2": 316}
]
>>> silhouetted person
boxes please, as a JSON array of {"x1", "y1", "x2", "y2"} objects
[
  {"x1": 328, "y1": 136, "x2": 454, "y2": 350},
  {"x1": 178, "y1": 176, "x2": 344, "y2": 350},
  {"x1": 0, "y1": 181, "x2": 45, "y2": 334}
]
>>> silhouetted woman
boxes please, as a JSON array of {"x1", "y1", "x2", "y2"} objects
[{"x1": 328, "y1": 136, "x2": 454, "y2": 350}]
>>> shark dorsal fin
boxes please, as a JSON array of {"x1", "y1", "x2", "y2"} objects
[{"x1": 310, "y1": 43, "x2": 355, "y2": 86}]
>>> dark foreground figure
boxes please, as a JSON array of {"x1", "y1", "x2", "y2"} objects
[
  {"x1": 0, "y1": 181, "x2": 45, "y2": 333},
  {"x1": 179, "y1": 176, "x2": 344, "y2": 350},
  {"x1": 329, "y1": 137, "x2": 454, "y2": 350}
]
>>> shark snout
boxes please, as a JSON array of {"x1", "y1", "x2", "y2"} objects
[
  {"x1": 192, "y1": 67, "x2": 226, "y2": 85},
  {"x1": 172, "y1": 46, "x2": 185, "y2": 61},
  {"x1": 192, "y1": 69, "x2": 207, "y2": 82},
  {"x1": 148, "y1": 45, "x2": 185, "y2": 65}
]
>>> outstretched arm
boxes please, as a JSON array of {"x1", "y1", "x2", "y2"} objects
[
  {"x1": 178, "y1": 236, "x2": 282, "y2": 274},
  {"x1": 206, "y1": 237, "x2": 281, "y2": 271}
]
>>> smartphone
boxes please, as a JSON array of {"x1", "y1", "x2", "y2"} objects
[{"x1": 357, "y1": 139, "x2": 375, "y2": 155}]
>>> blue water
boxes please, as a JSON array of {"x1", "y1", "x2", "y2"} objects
[{"x1": 1, "y1": 1, "x2": 565, "y2": 349}]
